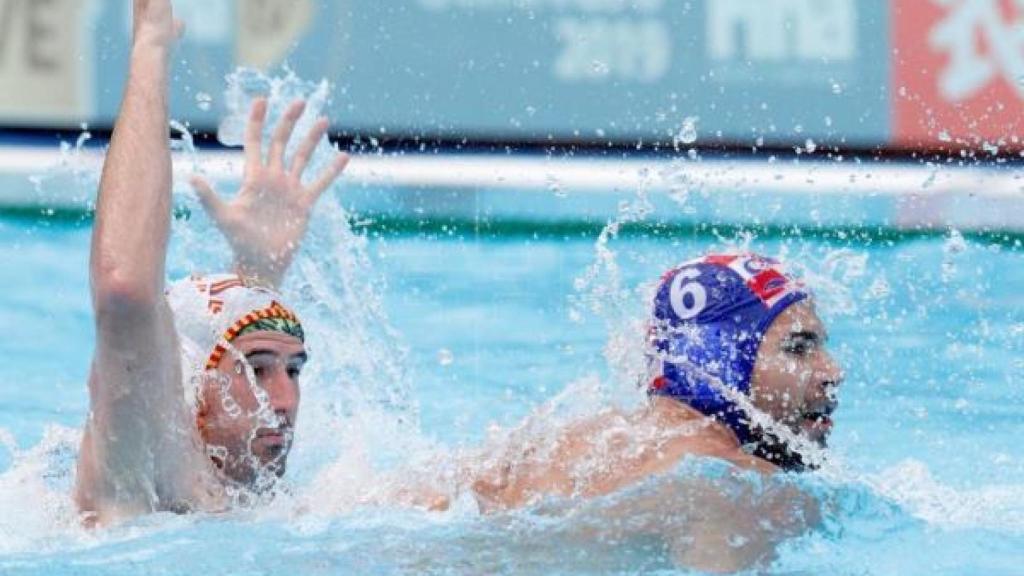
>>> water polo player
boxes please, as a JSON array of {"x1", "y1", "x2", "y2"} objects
[
  {"x1": 75, "y1": 0, "x2": 348, "y2": 525},
  {"x1": 646, "y1": 253, "x2": 842, "y2": 471},
  {"x1": 166, "y1": 274, "x2": 307, "y2": 489},
  {"x1": 467, "y1": 253, "x2": 843, "y2": 507},
  {"x1": 454, "y1": 253, "x2": 842, "y2": 570}
]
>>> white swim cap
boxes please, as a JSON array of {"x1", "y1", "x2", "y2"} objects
[{"x1": 166, "y1": 274, "x2": 305, "y2": 383}]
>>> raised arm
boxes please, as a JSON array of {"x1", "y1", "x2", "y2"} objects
[
  {"x1": 190, "y1": 100, "x2": 350, "y2": 288},
  {"x1": 90, "y1": 1, "x2": 177, "y2": 301},
  {"x1": 76, "y1": 0, "x2": 219, "y2": 524}
]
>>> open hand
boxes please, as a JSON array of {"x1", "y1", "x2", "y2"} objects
[{"x1": 190, "y1": 99, "x2": 351, "y2": 287}]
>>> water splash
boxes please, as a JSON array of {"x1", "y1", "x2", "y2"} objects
[
  {"x1": 0, "y1": 426, "x2": 84, "y2": 554},
  {"x1": 201, "y1": 68, "x2": 415, "y2": 481},
  {"x1": 567, "y1": 167, "x2": 658, "y2": 405},
  {"x1": 865, "y1": 459, "x2": 1024, "y2": 534},
  {"x1": 194, "y1": 92, "x2": 213, "y2": 112},
  {"x1": 26, "y1": 126, "x2": 100, "y2": 212},
  {"x1": 941, "y1": 228, "x2": 968, "y2": 282},
  {"x1": 796, "y1": 248, "x2": 870, "y2": 317},
  {"x1": 672, "y1": 116, "x2": 699, "y2": 149}
]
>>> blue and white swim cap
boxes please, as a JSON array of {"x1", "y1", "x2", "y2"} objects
[{"x1": 647, "y1": 253, "x2": 809, "y2": 444}]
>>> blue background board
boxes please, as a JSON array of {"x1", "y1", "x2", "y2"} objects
[
  {"x1": 8, "y1": 0, "x2": 892, "y2": 147},
  {"x1": 334, "y1": 0, "x2": 892, "y2": 146}
]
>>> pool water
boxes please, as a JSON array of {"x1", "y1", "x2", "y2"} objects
[{"x1": 2, "y1": 184, "x2": 1024, "y2": 574}]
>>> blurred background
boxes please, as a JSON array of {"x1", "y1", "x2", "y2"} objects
[
  {"x1": 1, "y1": 0, "x2": 1021, "y2": 227},
  {"x1": 1, "y1": 0, "x2": 1021, "y2": 150}
]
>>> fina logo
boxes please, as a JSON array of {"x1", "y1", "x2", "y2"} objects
[{"x1": 706, "y1": 0, "x2": 857, "y2": 62}]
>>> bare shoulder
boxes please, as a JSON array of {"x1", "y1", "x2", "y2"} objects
[
  {"x1": 655, "y1": 423, "x2": 778, "y2": 475},
  {"x1": 466, "y1": 402, "x2": 776, "y2": 510},
  {"x1": 641, "y1": 398, "x2": 779, "y2": 474}
]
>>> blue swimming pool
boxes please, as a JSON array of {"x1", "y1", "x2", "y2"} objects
[{"x1": 2, "y1": 173, "x2": 1024, "y2": 574}]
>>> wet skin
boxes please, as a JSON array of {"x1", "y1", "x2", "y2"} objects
[
  {"x1": 749, "y1": 301, "x2": 843, "y2": 449},
  {"x1": 198, "y1": 331, "x2": 306, "y2": 486},
  {"x1": 467, "y1": 300, "x2": 844, "y2": 511}
]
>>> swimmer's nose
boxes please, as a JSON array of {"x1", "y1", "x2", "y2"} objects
[
  {"x1": 827, "y1": 353, "x2": 844, "y2": 386},
  {"x1": 817, "y1": 350, "x2": 844, "y2": 401},
  {"x1": 265, "y1": 368, "x2": 300, "y2": 416}
]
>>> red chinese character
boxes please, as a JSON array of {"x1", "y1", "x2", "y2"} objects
[{"x1": 892, "y1": 0, "x2": 1024, "y2": 147}]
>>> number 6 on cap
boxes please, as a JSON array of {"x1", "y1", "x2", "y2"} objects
[{"x1": 669, "y1": 268, "x2": 707, "y2": 320}]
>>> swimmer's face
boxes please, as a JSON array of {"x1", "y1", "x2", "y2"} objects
[
  {"x1": 749, "y1": 301, "x2": 843, "y2": 448},
  {"x1": 198, "y1": 330, "x2": 305, "y2": 487}
]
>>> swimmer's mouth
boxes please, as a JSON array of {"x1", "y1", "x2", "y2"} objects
[
  {"x1": 255, "y1": 428, "x2": 293, "y2": 445},
  {"x1": 801, "y1": 404, "x2": 836, "y2": 428}
]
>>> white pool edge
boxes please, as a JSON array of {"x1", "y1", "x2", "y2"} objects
[{"x1": 2, "y1": 145, "x2": 1023, "y2": 231}]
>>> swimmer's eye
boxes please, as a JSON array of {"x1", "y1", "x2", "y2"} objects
[
  {"x1": 782, "y1": 341, "x2": 810, "y2": 355},
  {"x1": 782, "y1": 333, "x2": 820, "y2": 355},
  {"x1": 287, "y1": 366, "x2": 302, "y2": 379}
]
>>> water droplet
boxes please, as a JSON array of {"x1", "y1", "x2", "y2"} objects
[
  {"x1": 546, "y1": 175, "x2": 567, "y2": 198},
  {"x1": 941, "y1": 230, "x2": 967, "y2": 282},
  {"x1": 591, "y1": 60, "x2": 609, "y2": 76},
  {"x1": 437, "y1": 348, "x2": 454, "y2": 366},
  {"x1": 921, "y1": 169, "x2": 937, "y2": 189},
  {"x1": 831, "y1": 81, "x2": 843, "y2": 95},
  {"x1": 868, "y1": 278, "x2": 891, "y2": 299},
  {"x1": 943, "y1": 229, "x2": 967, "y2": 255},
  {"x1": 75, "y1": 131, "x2": 92, "y2": 151},
  {"x1": 674, "y1": 116, "x2": 699, "y2": 147},
  {"x1": 938, "y1": 130, "x2": 952, "y2": 142},
  {"x1": 195, "y1": 92, "x2": 213, "y2": 111},
  {"x1": 727, "y1": 534, "x2": 749, "y2": 548},
  {"x1": 804, "y1": 138, "x2": 817, "y2": 154}
]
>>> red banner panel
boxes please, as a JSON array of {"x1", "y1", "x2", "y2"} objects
[{"x1": 892, "y1": 0, "x2": 1024, "y2": 149}]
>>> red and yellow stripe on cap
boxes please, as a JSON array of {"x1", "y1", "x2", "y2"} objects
[{"x1": 205, "y1": 301, "x2": 302, "y2": 370}]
